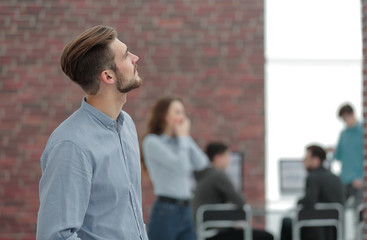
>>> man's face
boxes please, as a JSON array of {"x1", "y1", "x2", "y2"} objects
[
  {"x1": 303, "y1": 150, "x2": 313, "y2": 171},
  {"x1": 213, "y1": 150, "x2": 231, "y2": 170},
  {"x1": 110, "y1": 38, "x2": 142, "y2": 93},
  {"x1": 219, "y1": 150, "x2": 231, "y2": 169},
  {"x1": 165, "y1": 100, "x2": 186, "y2": 131},
  {"x1": 341, "y1": 113, "x2": 355, "y2": 127}
]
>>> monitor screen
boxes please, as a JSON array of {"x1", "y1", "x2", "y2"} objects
[
  {"x1": 225, "y1": 151, "x2": 244, "y2": 193},
  {"x1": 279, "y1": 159, "x2": 307, "y2": 194}
]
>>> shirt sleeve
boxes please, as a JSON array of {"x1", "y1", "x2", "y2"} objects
[
  {"x1": 187, "y1": 136, "x2": 209, "y2": 170},
  {"x1": 333, "y1": 133, "x2": 343, "y2": 161},
  {"x1": 143, "y1": 134, "x2": 191, "y2": 170},
  {"x1": 215, "y1": 172, "x2": 246, "y2": 207},
  {"x1": 298, "y1": 175, "x2": 318, "y2": 209},
  {"x1": 37, "y1": 141, "x2": 93, "y2": 240}
]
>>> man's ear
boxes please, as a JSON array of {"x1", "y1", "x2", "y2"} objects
[
  {"x1": 212, "y1": 155, "x2": 220, "y2": 165},
  {"x1": 312, "y1": 157, "x2": 321, "y2": 167},
  {"x1": 100, "y1": 70, "x2": 115, "y2": 85}
]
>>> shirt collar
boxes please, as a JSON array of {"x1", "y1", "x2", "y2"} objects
[
  {"x1": 160, "y1": 133, "x2": 172, "y2": 141},
  {"x1": 350, "y1": 121, "x2": 362, "y2": 130},
  {"x1": 309, "y1": 166, "x2": 326, "y2": 173},
  {"x1": 81, "y1": 97, "x2": 124, "y2": 129},
  {"x1": 345, "y1": 122, "x2": 359, "y2": 132}
]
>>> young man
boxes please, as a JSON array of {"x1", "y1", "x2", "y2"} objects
[
  {"x1": 193, "y1": 142, "x2": 274, "y2": 240},
  {"x1": 333, "y1": 104, "x2": 363, "y2": 205},
  {"x1": 37, "y1": 26, "x2": 148, "y2": 240},
  {"x1": 300, "y1": 145, "x2": 344, "y2": 208},
  {"x1": 280, "y1": 145, "x2": 344, "y2": 240}
]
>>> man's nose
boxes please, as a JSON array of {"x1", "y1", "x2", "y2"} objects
[{"x1": 131, "y1": 53, "x2": 139, "y2": 64}]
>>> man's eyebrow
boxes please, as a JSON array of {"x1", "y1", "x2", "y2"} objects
[{"x1": 123, "y1": 48, "x2": 129, "y2": 59}]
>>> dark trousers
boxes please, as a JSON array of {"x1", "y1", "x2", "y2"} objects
[
  {"x1": 345, "y1": 183, "x2": 362, "y2": 207},
  {"x1": 148, "y1": 200, "x2": 196, "y2": 240},
  {"x1": 207, "y1": 228, "x2": 274, "y2": 240},
  {"x1": 280, "y1": 217, "x2": 336, "y2": 240}
]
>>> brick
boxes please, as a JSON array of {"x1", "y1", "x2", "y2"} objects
[
  {"x1": 364, "y1": 0, "x2": 367, "y2": 234},
  {"x1": 1, "y1": 0, "x2": 265, "y2": 236}
]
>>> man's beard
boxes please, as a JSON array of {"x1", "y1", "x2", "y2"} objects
[{"x1": 115, "y1": 67, "x2": 142, "y2": 93}]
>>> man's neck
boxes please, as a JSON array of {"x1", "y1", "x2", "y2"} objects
[
  {"x1": 212, "y1": 163, "x2": 225, "y2": 171},
  {"x1": 86, "y1": 93, "x2": 126, "y2": 121},
  {"x1": 308, "y1": 165, "x2": 323, "y2": 172}
]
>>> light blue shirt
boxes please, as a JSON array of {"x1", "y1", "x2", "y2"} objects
[
  {"x1": 37, "y1": 98, "x2": 148, "y2": 240},
  {"x1": 142, "y1": 134, "x2": 209, "y2": 199},
  {"x1": 334, "y1": 121, "x2": 363, "y2": 185}
]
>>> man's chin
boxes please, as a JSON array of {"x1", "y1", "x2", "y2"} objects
[
  {"x1": 132, "y1": 77, "x2": 143, "y2": 89},
  {"x1": 136, "y1": 76, "x2": 142, "y2": 86},
  {"x1": 120, "y1": 79, "x2": 142, "y2": 93}
]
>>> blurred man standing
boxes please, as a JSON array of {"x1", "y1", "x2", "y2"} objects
[
  {"x1": 37, "y1": 25, "x2": 148, "y2": 240},
  {"x1": 333, "y1": 104, "x2": 363, "y2": 206}
]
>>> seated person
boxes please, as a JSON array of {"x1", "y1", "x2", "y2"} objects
[
  {"x1": 193, "y1": 142, "x2": 274, "y2": 240},
  {"x1": 280, "y1": 144, "x2": 345, "y2": 240}
]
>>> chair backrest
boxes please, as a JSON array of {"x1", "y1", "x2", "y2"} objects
[
  {"x1": 293, "y1": 202, "x2": 344, "y2": 240},
  {"x1": 298, "y1": 205, "x2": 341, "y2": 220},
  {"x1": 196, "y1": 204, "x2": 252, "y2": 240}
]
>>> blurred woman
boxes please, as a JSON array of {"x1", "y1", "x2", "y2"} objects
[{"x1": 142, "y1": 96, "x2": 209, "y2": 240}]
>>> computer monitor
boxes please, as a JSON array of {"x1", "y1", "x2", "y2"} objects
[
  {"x1": 279, "y1": 159, "x2": 306, "y2": 195},
  {"x1": 225, "y1": 151, "x2": 244, "y2": 193}
]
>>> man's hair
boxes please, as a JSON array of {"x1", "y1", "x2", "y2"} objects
[
  {"x1": 306, "y1": 145, "x2": 326, "y2": 163},
  {"x1": 205, "y1": 142, "x2": 229, "y2": 162},
  {"x1": 338, "y1": 104, "x2": 354, "y2": 117},
  {"x1": 60, "y1": 25, "x2": 117, "y2": 94}
]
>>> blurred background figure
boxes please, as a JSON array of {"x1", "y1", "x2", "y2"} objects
[
  {"x1": 331, "y1": 104, "x2": 363, "y2": 207},
  {"x1": 280, "y1": 145, "x2": 344, "y2": 240},
  {"x1": 193, "y1": 142, "x2": 274, "y2": 240},
  {"x1": 142, "y1": 96, "x2": 209, "y2": 240}
]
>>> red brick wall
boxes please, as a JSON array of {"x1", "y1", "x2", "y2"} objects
[
  {"x1": 0, "y1": 0, "x2": 265, "y2": 237},
  {"x1": 363, "y1": 0, "x2": 367, "y2": 237}
]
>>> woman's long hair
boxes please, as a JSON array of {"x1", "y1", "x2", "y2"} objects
[
  {"x1": 146, "y1": 96, "x2": 182, "y2": 135},
  {"x1": 141, "y1": 96, "x2": 182, "y2": 170}
]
